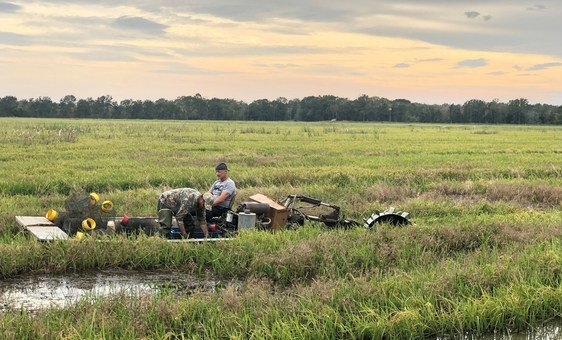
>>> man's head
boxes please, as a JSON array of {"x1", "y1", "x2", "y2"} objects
[
  {"x1": 203, "y1": 192, "x2": 215, "y2": 210},
  {"x1": 215, "y1": 162, "x2": 229, "y2": 181}
]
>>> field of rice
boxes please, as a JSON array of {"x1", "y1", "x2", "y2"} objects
[{"x1": 0, "y1": 118, "x2": 560, "y2": 338}]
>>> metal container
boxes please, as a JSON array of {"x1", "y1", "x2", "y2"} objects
[
  {"x1": 237, "y1": 212, "x2": 256, "y2": 229},
  {"x1": 226, "y1": 211, "x2": 234, "y2": 223}
]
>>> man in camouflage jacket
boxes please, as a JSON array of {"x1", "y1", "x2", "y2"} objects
[{"x1": 157, "y1": 188, "x2": 208, "y2": 238}]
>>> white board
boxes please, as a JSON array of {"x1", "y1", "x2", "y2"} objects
[
  {"x1": 25, "y1": 226, "x2": 70, "y2": 240},
  {"x1": 15, "y1": 216, "x2": 55, "y2": 227},
  {"x1": 15, "y1": 216, "x2": 70, "y2": 240}
]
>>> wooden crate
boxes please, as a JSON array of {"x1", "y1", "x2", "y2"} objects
[{"x1": 248, "y1": 194, "x2": 288, "y2": 230}]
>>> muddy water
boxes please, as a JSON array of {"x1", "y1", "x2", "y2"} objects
[
  {"x1": 474, "y1": 321, "x2": 562, "y2": 340},
  {"x1": 0, "y1": 269, "x2": 218, "y2": 312},
  {"x1": 438, "y1": 319, "x2": 562, "y2": 339}
]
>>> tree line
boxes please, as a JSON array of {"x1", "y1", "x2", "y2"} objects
[{"x1": 0, "y1": 94, "x2": 561, "y2": 124}]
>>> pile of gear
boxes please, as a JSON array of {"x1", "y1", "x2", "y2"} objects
[
  {"x1": 45, "y1": 191, "x2": 116, "y2": 238},
  {"x1": 43, "y1": 191, "x2": 411, "y2": 240},
  {"x1": 208, "y1": 194, "x2": 411, "y2": 236}
]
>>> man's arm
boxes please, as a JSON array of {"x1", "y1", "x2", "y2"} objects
[
  {"x1": 196, "y1": 209, "x2": 209, "y2": 238},
  {"x1": 213, "y1": 180, "x2": 236, "y2": 206},
  {"x1": 199, "y1": 223, "x2": 209, "y2": 238},
  {"x1": 178, "y1": 220, "x2": 189, "y2": 239},
  {"x1": 213, "y1": 191, "x2": 230, "y2": 206},
  {"x1": 176, "y1": 197, "x2": 193, "y2": 238}
]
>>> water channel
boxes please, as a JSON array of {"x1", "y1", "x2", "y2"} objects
[{"x1": 0, "y1": 269, "x2": 218, "y2": 312}]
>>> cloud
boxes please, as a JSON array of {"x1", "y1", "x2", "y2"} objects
[
  {"x1": 0, "y1": 32, "x2": 31, "y2": 45},
  {"x1": 456, "y1": 58, "x2": 487, "y2": 68},
  {"x1": 264, "y1": 26, "x2": 311, "y2": 36},
  {"x1": 155, "y1": 62, "x2": 223, "y2": 75},
  {"x1": 393, "y1": 63, "x2": 410, "y2": 68},
  {"x1": 0, "y1": 1, "x2": 20, "y2": 12},
  {"x1": 527, "y1": 4, "x2": 546, "y2": 11},
  {"x1": 6, "y1": 0, "x2": 562, "y2": 60},
  {"x1": 487, "y1": 71, "x2": 506, "y2": 76},
  {"x1": 513, "y1": 65, "x2": 522, "y2": 71},
  {"x1": 254, "y1": 63, "x2": 300, "y2": 69},
  {"x1": 464, "y1": 11, "x2": 491, "y2": 21},
  {"x1": 464, "y1": 11, "x2": 480, "y2": 19},
  {"x1": 111, "y1": 16, "x2": 168, "y2": 35},
  {"x1": 307, "y1": 64, "x2": 364, "y2": 76},
  {"x1": 68, "y1": 50, "x2": 138, "y2": 62},
  {"x1": 187, "y1": 1, "x2": 352, "y2": 22},
  {"x1": 65, "y1": 45, "x2": 144, "y2": 62},
  {"x1": 527, "y1": 62, "x2": 562, "y2": 71},
  {"x1": 416, "y1": 58, "x2": 445, "y2": 63},
  {"x1": 173, "y1": 45, "x2": 334, "y2": 57}
]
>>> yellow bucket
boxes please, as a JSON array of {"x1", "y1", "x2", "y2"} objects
[
  {"x1": 45, "y1": 209, "x2": 58, "y2": 221},
  {"x1": 101, "y1": 200, "x2": 113, "y2": 213},
  {"x1": 89, "y1": 192, "x2": 100, "y2": 206},
  {"x1": 82, "y1": 218, "x2": 96, "y2": 231}
]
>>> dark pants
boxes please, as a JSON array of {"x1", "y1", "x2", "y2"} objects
[
  {"x1": 206, "y1": 205, "x2": 229, "y2": 222},
  {"x1": 157, "y1": 201, "x2": 197, "y2": 238}
]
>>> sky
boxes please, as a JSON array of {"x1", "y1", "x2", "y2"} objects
[{"x1": 1, "y1": 0, "x2": 562, "y2": 104}]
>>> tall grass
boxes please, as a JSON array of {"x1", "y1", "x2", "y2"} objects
[
  {"x1": 2, "y1": 239, "x2": 562, "y2": 338},
  {"x1": 0, "y1": 118, "x2": 560, "y2": 337}
]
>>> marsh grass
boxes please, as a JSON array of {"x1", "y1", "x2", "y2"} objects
[
  {"x1": 0, "y1": 118, "x2": 560, "y2": 338},
  {"x1": 2, "y1": 239, "x2": 562, "y2": 339}
]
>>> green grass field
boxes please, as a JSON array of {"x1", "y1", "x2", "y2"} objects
[{"x1": 0, "y1": 118, "x2": 560, "y2": 338}]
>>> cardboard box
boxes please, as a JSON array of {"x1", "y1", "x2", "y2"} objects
[{"x1": 248, "y1": 194, "x2": 288, "y2": 230}]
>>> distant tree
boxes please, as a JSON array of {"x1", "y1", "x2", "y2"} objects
[
  {"x1": 142, "y1": 100, "x2": 156, "y2": 119},
  {"x1": 0, "y1": 96, "x2": 19, "y2": 117},
  {"x1": 153, "y1": 98, "x2": 180, "y2": 119},
  {"x1": 507, "y1": 98, "x2": 529, "y2": 124},
  {"x1": 59, "y1": 95, "x2": 77, "y2": 118},
  {"x1": 76, "y1": 98, "x2": 93, "y2": 118},
  {"x1": 2, "y1": 94, "x2": 561, "y2": 125},
  {"x1": 449, "y1": 104, "x2": 462, "y2": 123},
  {"x1": 248, "y1": 99, "x2": 271, "y2": 120},
  {"x1": 27, "y1": 97, "x2": 57, "y2": 117},
  {"x1": 463, "y1": 99, "x2": 487, "y2": 123},
  {"x1": 175, "y1": 95, "x2": 208, "y2": 120},
  {"x1": 391, "y1": 99, "x2": 412, "y2": 122},
  {"x1": 93, "y1": 95, "x2": 116, "y2": 118},
  {"x1": 271, "y1": 97, "x2": 289, "y2": 120}
]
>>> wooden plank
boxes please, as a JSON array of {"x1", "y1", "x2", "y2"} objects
[
  {"x1": 16, "y1": 216, "x2": 55, "y2": 227},
  {"x1": 249, "y1": 194, "x2": 287, "y2": 211},
  {"x1": 16, "y1": 216, "x2": 69, "y2": 241},
  {"x1": 26, "y1": 226, "x2": 70, "y2": 240}
]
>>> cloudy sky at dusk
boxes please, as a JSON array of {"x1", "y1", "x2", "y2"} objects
[{"x1": 1, "y1": 0, "x2": 561, "y2": 104}]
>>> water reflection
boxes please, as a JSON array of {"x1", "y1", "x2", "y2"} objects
[
  {"x1": 438, "y1": 319, "x2": 562, "y2": 340},
  {"x1": 0, "y1": 269, "x2": 216, "y2": 312}
]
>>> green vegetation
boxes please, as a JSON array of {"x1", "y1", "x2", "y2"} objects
[
  {"x1": 0, "y1": 118, "x2": 561, "y2": 338},
  {"x1": 2, "y1": 94, "x2": 561, "y2": 124}
]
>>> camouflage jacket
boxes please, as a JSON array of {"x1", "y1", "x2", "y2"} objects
[{"x1": 158, "y1": 188, "x2": 206, "y2": 226}]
